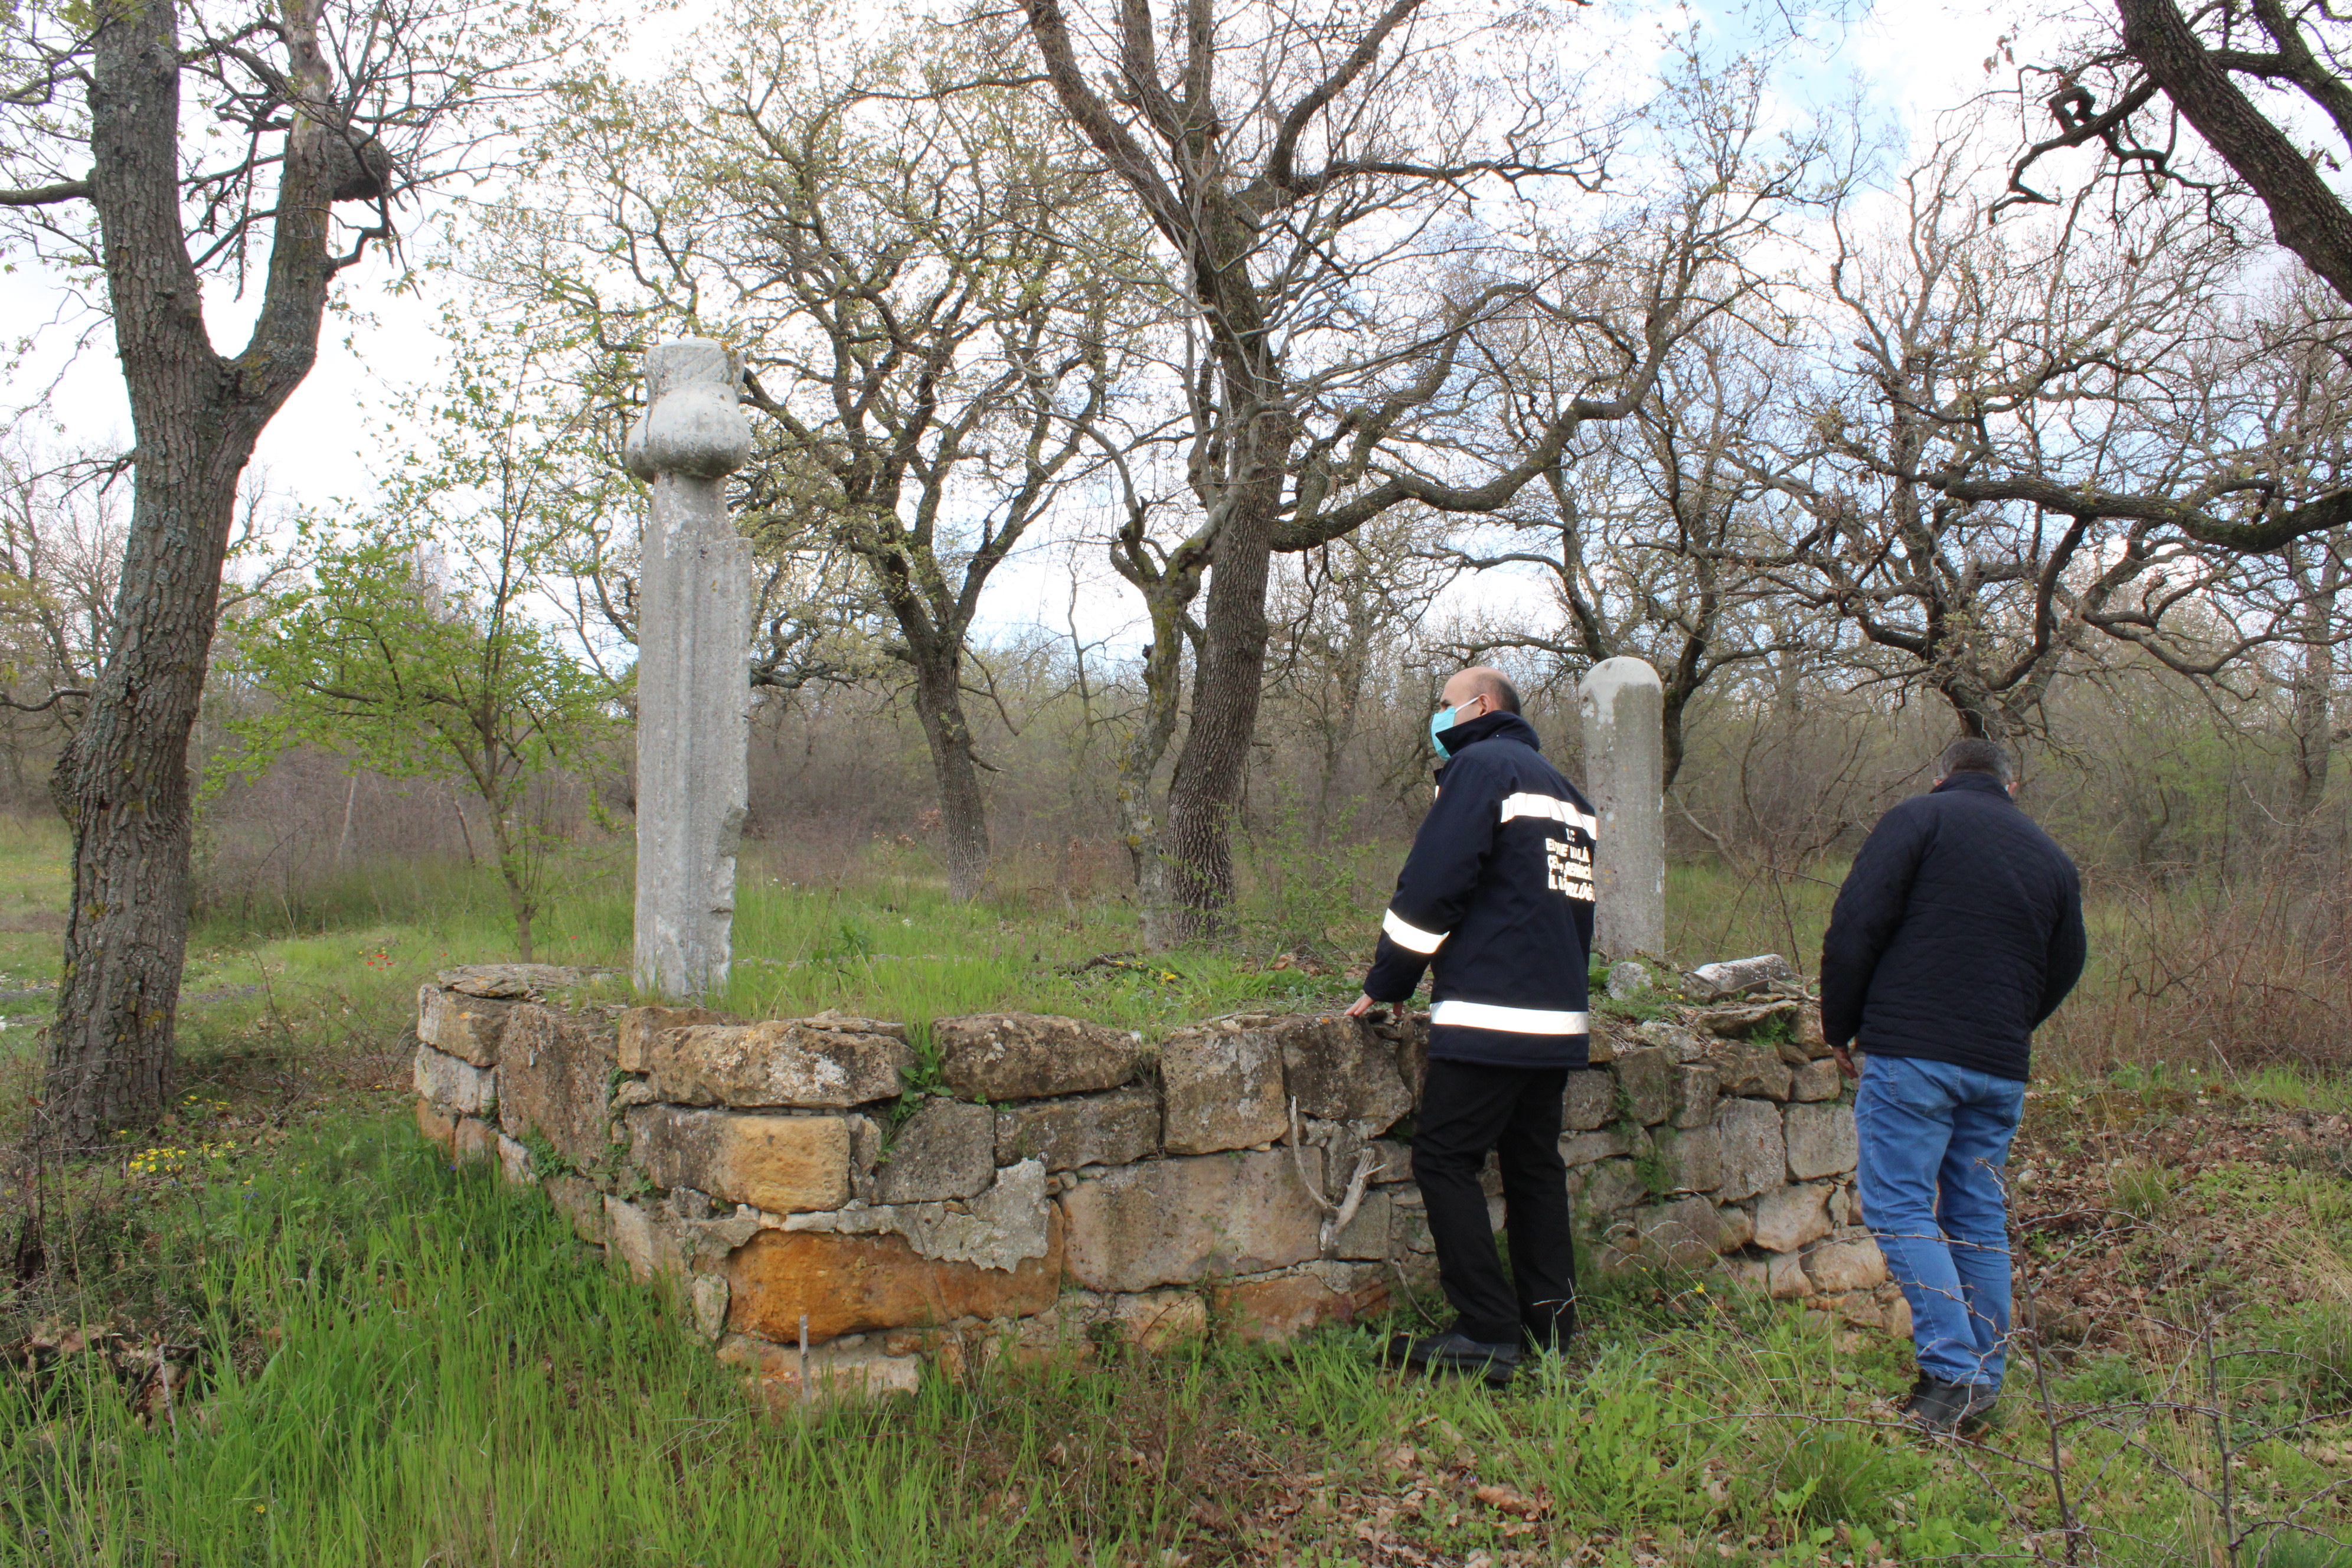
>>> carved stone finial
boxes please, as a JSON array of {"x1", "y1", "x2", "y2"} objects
[{"x1": 625, "y1": 339, "x2": 753, "y2": 482}]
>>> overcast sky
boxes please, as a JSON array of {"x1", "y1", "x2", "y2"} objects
[{"x1": 5, "y1": 0, "x2": 2061, "y2": 655}]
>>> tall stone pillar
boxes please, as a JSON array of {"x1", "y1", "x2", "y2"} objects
[
  {"x1": 625, "y1": 340, "x2": 754, "y2": 998},
  {"x1": 1579, "y1": 656, "x2": 1665, "y2": 959}
]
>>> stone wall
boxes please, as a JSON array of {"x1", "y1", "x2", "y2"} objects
[{"x1": 410, "y1": 959, "x2": 1902, "y2": 1399}]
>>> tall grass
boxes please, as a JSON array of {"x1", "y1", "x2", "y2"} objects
[
  {"x1": 0, "y1": 1113, "x2": 2031, "y2": 1567},
  {"x1": 2, "y1": 1117, "x2": 1312, "y2": 1566}
]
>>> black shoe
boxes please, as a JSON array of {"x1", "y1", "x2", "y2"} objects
[
  {"x1": 1900, "y1": 1374, "x2": 1997, "y2": 1435},
  {"x1": 1392, "y1": 1330, "x2": 1523, "y2": 1387}
]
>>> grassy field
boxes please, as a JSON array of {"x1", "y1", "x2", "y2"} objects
[{"x1": 0, "y1": 828, "x2": 2346, "y2": 1566}]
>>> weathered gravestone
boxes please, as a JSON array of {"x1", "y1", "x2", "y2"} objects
[
  {"x1": 1579, "y1": 656, "x2": 1666, "y2": 959},
  {"x1": 625, "y1": 340, "x2": 754, "y2": 998}
]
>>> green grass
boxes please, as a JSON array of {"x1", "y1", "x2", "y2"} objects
[{"x1": 0, "y1": 1113, "x2": 2021, "y2": 1567}]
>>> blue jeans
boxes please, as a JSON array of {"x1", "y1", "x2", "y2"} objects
[{"x1": 1854, "y1": 1054, "x2": 2026, "y2": 1389}]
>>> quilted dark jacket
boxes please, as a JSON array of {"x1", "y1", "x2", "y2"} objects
[
  {"x1": 1361, "y1": 710, "x2": 1597, "y2": 1069},
  {"x1": 1819, "y1": 770, "x2": 2087, "y2": 1082}
]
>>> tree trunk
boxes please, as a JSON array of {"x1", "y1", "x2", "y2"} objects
[
  {"x1": 2288, "y1": 538, "x2": 2342, "y2": 831},
  {"x1": 1117, "y1": 577, "x2": 1194, "y2": 950},
  {"x1": 908, "y1": 646, "x2": 991, "y2": 901},
  {"x1": 45, "y1": 466, "x2": 249, "y2": 1147},
  {"x1": 38, "y1": 0, "x2": 332, "y2": 1149},
  {"x1": 2117, "y1": 0, "x2": 2352, "y2": 308},
  {"x1": 1161, "y1": 337, "x2": 1291, "y2": 938},
  {"x1": 1161, "y1": 511, "x2": 1276, "y2": 937}
]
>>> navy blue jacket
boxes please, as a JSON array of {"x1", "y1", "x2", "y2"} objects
[
  {"x1": 1819, "y1": 771, "x2": 2087, "y2": 1082},
  {"x1": 1363, "y1": 711, "x2": 1597, "y2": 1069}
]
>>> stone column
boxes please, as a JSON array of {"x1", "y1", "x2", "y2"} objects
[
  {"x1": 625, "y1": 340, "x2": 754, "y2": 999},
  {"x1": 1579, "y1": 656, "x2": 1665, "y2": 959}
]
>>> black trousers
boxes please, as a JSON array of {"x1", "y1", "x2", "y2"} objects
[{"x1": 1410, "y1": 1058, "x2": 1578, "y2": 1347}]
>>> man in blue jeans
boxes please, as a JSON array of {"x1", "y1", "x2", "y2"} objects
[{"x1": 1821, "y1": 739, "x2": 2086, "y2": 1435}]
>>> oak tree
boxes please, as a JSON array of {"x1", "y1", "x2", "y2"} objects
[{"x1": 1, "y1": 0, "x2": 563, "y2": 1146}]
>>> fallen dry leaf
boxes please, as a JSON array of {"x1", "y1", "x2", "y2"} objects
[{"x1": 1474, "y1": 1482, "x2": 1544, "y2": 1518}]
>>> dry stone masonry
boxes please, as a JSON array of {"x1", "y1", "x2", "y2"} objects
[{"x1": 411, "y1": 955, "x2": 1902, "y2": 1402}]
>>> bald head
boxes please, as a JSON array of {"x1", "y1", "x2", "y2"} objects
[{"x1": 1440, "y1": 666, "x2": 1520, "y2": 717}]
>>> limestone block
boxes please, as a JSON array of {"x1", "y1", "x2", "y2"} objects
[
  {"x1": 691, "y1": 1275, "x2": 730, "y2": 1341},
  {"x1": 438, "y1": 963, "x2": 608, "y2": 1000},
  {"x1": 994, "y1": 1086, "x2": 1159, "y2": 1171},
  {"x1": 1561, "y1": 1127, "x2": 1633, "y2": 1166},
  {"x1": 1773, "y1": 1040, "x2": 1814, "y2": 1069},
  {"x1": 1765, "y1": 1250, "x2": 1814, "y2": 1300},
  {"x1": 875, "y1": 1099, "x2": 995, "y2": 1203},
  {"x1": 1652, "y1": 1125, "x2": 1721, "y2": 1194},
  {"x1": 1713, "y1": 1043, "x2": 1792, "y2": 1101},
  {"x1": 1634, "y1": 1020, "x2": 1709, "y2": 1061},
  {"x1": 415, "y1": 1100, "x2": 457, "y2": 1154},
  {"x1": 1389, "y1": 1190, "x2": 1435, "y2": 1255},
  {"x1": 1593, "y1": 1228, "x2": 1646, "y2": 1276},
  {"x1": 1390, "y1": 1012, "x2": 1431, "y2": 1107},
  {"x1": 626, "y1": 1107, "x2": 852, "y2": 1214},
  {"x1": 1365, "y1": 1136, "x2": 1414, "y2": 1184},
  {"x1": 1785, "y1": 1102, "x2": 1859, "y2": 1180},
  {"x1": 1057, "y1": 1149, "x2": 1323, "y2": 1293},
  {"x1": 1276, "y1": 1015, "x2": 1413, "y2": 1128},
  {"x1": 1696, "y1": 999, "x2": 1804, "y2": 1041},
  {"x1": 1584, "y1": 1018, "x2": 1616, "y2": 1066},
  {"x1": 1753, "y1": 1182, "x2": 1833, "y2": 1253},
  {"x1": 1574, "y1": 1157, "x2": 1645, "y2": 1221},
  {"x1": 496, "y1": 1133, "x2": 535, "y2": 1186},
  {"x1": 1562, "y1": 1070, "x2": 1614, "y2": 1131},
  {"x1": 642, "y1": 1019, "x2": 910, "y2": 1109},
  {"x1": 1817, "y1": 1291, "x2": 1884, "y2": 1329},
  {"x1": 675, "y1": 1213, "x2": 763, "y2": 1274},
  {"x1": 1214, "y1": 1262, "x2": 1389, "y2": 1343},
  {"x1": 604, "y1": 1195, "x2": 686, "y2": 1282},
  {"x1": 1671, "y1": 1065, "x2": 1719, "y2": 1128},
  {"x1": 719, "y1": 1334, "x2": 924, "y2": 1402},
  {"x1": 1791, "y1": 1058, "x2": 1843, "y2": 1103},
  {"x1": 1605, "y1": 960, "x2": 1652, "y2": 999},
  {"x1": 724, "y1": 1209, "x2": 1064, "y2": 1342},
  {"x1": 1614, "y1": 1046, "x2": 1677, "y2": 1125},
  {"x1": 781, "y1": 1160, "x2": 1051, "y2": 1271},
  {"x1": 850, "y1": 1115, "x2": 886, "y2": 1203},
  {"x1": 1714, "y1": 1203, "x2": 1755, "y2": 1252},
  {"x1": 414, "y1": 1044, "x2": 496, "y2": 1117},
  {"x1": 1728, "y1": 1257, "x2": 1770, "y2": 1293},
  {"x1": 1630, "y1": 1197, "x2": 1722, "y2": 1266},
  {"x1": 1159, "y1": 1024, "x2": 1288, "y2": 1155},
  {"x1": 1883, "y1": 1288, "x2": 1913, "y2": 1340},
  {"x1": 452, "y1": 1116, "x2": 499, "y2": 1165},
  {"x1": 616, "y1": 1005, "x2": 730, "y2": 1073},
  {"x1": 930, "y1": 1013, "x2": 1149, "y2": 1102},
  {"x1": 498, "y1": 1004, "x2": 620, "y2": 1168},
  {"x1": 1715, "y1": 1097, "x2": 1788, "y2": 1202},
  {"x1": 546, "y1": 1174, "x2": 607, "y2": 1244},
  {"x1": 1803, "y1": 1236, "x2": 1888, "y2": 1293},
  {"x1": 417, "y1": 985, "x2": 512, "y2": 1067},
  {"x1": 1108, "y1": 1288, "x2": 1208, "y2": 1350},
  {"x1": 1687, "y1": 955, "x2": 1795, "y2": 1001}
]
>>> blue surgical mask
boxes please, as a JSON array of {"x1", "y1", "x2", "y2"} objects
[{"x1": 1429, "y1": 703, "x2": 1465, "y2": 759}]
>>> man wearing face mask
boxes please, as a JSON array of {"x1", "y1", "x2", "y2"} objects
[{"x1": 1345, "y1": 666, "x2": 1598, "y2": 1387}]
